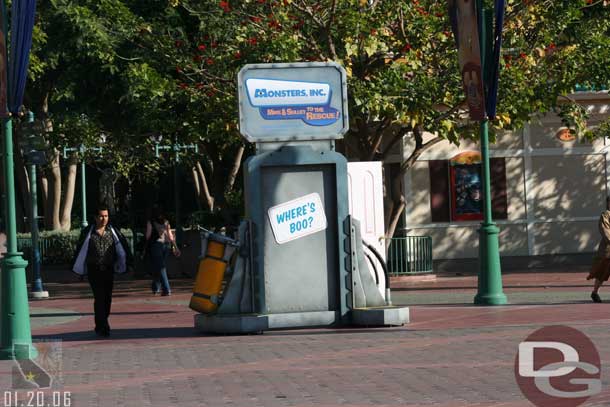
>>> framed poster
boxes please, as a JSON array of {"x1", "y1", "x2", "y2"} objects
[{"x1": 450, "y1": 151, "x2": 483, "y2": 221}]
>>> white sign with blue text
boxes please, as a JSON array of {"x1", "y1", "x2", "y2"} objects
[
  {"x1": 238, "y1": 62, "x2": 349, "y2": 142},
  {"x1": 268, "y1": 193, "x2": 327, "y2": 244}
]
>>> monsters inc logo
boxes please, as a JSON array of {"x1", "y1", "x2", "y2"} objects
[{"x1": 245, "y1": 78, "x2": 340, "y2": 126}]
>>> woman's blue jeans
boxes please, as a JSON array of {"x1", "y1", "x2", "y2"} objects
[{"x1": 150, "y1": 241, "x2": 171, "y2": 294}]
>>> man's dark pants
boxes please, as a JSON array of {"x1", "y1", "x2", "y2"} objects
[{"x1": 87, "y1": 264, "x2": 114, "y2": 332}]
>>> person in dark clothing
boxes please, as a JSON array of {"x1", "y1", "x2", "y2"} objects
[
  {"x1": 145, "y1": 206, "x2": 180, "y2": 296},
  {"x1": 72, "y1": 205, "x2": 133, "y2": 337}
]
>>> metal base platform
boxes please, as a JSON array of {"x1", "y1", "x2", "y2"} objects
[
  {"x1": 351, "y1": 306, "x2": 410, "y2": 327},
  {"x1": 195, "y1": 311, "x2": 339, "y2": 334},
  {"x1": 195, "y1": 307, "x2": 410, "y2": 334}
]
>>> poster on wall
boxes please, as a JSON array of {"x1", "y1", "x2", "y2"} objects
[{"x1": 450, "y1": 151, "x2": 483, "y2": 221}]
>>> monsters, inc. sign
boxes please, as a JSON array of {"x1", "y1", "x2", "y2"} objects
[
  {"x1": 245, "y1": 79, "x2": 340, "y2": 126},
  {"x1": 238, "y1": 62, "x2": 349, "y2": 143}
]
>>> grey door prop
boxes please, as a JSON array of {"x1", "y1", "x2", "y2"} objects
[{"x1": 193, "y1": 62, "x2": 409, "y2": 333}]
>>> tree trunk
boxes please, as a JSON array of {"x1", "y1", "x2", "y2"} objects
[
  {"x1": 384, "y1": 130, "x2": 445, "y2": 238},
  {"x1": 60, "y1": 155, "x2": 78, "y2": 231},
  {"x1": 40, "y1": 168, "x2": 49, "y2": 229},
  {"x1": 226, "y1": 144, "x2": 244, "y2": 193},
  {"x1": 48, "y1": 149, "x2": 62, "y2": 230},
  {"x1": 195, "y1": 161, "x2": 214, "y2": 211},
  {"x1": 191, "y1": 166, "x2": 202, "y2": 211},
  {"x1": 14, "y1": 144, "x2": 31, "y2": 232},
  {"x1": 385, "y1": 174, "x2": 406, "y2": 240}
]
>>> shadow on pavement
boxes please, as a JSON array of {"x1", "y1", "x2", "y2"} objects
[
  {"x1": 30, "y1": 310, "x2": 179, "y2": 318},
  {"x1": 33, "y1": 326, "x2": 198, "y2": 341},
  {"x1": 393, "y1": 284, "x2": 591, "y2": 291},
  {"x1": 403, "y1": 300, "x2": 595, "y2": 307}
]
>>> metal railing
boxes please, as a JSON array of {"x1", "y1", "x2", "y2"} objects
[
  {"x1": 16, "y1": 233, "x2": 139, "y2": 265},
  {"x1": 385, "y1": 236, "x2": 433, "y2": 275}
]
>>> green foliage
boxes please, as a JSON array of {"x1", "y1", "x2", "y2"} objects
[
  {"x1": 17, "y1": 230, "x2": 80, "y2": 264},
  {"x1": 23, "y1": 0, "x2": 610, "y2": 231}
]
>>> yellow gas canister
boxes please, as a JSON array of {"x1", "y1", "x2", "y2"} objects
[{"x1": 189, "y1": 230, "x2": 238, "y2": 314}]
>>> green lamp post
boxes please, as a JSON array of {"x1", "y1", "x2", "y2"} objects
[
  {"x1": 0, "y1": 0, "x2": 39, "y2": 360},
  {"x1": 449, "y1": 0, "x2": 507, "y2": 305},
  {"x1": 25, "y1": 111, "x2": 48, "y2": 300},
  {"x1": 474, "y1": 6, "x2": 507, "y2": 306}
]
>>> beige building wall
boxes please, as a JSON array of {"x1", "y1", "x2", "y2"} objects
[
  {"x1": 402, "y1": 91, "x2": 610, "y2": 260},
  {"x1": 530, "y1": 155, "x2": 605, "y2": 219}
]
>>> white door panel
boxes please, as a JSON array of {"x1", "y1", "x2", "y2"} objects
[{"x1": 347, "y1": 162, "x2": 386, "y2": 296}]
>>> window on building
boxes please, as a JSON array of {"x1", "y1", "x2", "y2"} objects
[{"x1": 429, "y1": 152, "x2": 507, "y2": 222}]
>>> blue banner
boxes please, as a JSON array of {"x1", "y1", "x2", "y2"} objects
[
  {"x1": 486, "y1": 0, "x2": 506, "y2": 120},
  {"x1": 8, "y1": 0, "x2": 37, "y2": 114}
]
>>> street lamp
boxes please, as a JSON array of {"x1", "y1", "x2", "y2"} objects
[
  {"x1": 22, "y1": 111, "x2": 48, "y2": 299},
  {"x1": 152, "y1": 135, "x2": 198, "y2": 245},
  {"x1": 448, "y1": 0, "x2": 507, "y2": 305},
  {"x1": 0, "y1": 0, "x2": 38, "y2": 360},
  {"x1": 63, "y1": 143, "x2": 103, "y2": 229}
]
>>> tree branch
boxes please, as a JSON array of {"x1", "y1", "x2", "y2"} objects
[{"x1": 325, "y1": 0, "x2": 338, "y2": 60}]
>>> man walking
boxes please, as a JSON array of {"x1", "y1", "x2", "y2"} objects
[{"x1": 72, "y1": 204, "x2": 132, "y2": 336}]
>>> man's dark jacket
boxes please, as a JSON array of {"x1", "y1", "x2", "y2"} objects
[{"x1": 71, "y1": 224, "x2": 134, "y2": 274}]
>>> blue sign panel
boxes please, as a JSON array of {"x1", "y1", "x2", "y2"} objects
[{"x1": 238, "y1": 62, "x2": 348, "y2": 143}]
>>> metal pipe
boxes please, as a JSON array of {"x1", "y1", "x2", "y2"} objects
[{"x1": 362, "y1": 240, "x2": 391, "y2": 306}]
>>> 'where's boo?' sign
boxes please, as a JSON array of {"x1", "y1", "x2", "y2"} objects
[
  {"x1": 237, "y1": 62, "x2": 349, "y2": 143},
  {"x1": 267, "y1": 193, "x2": 327, "y2": 244}
]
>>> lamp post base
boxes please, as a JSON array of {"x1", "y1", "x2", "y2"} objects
[
  {"x1": 0, "y1": 253, "x2": 37, "y2": 360},
  {"x1": 475, "y1": 223, "x2": 508, "y2": 306}
]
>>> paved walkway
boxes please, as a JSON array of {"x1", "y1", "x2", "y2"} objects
[{"x1": 1, "y1": 269, "x2": 609, "y2": 407}]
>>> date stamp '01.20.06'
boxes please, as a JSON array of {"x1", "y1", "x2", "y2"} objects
[
  {"x1": 3, "y1": 391, "x2": 71, "y2": 407},
  {"x1": 3, "y1": 340, "x2": 72, "y2": 407}
]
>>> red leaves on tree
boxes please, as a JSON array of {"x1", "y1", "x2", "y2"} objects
[
  {"x1": 219, "y1": 1, "x2": 230, "y2": 12},
  {"x1": 198, "y1": 44, "x2": 207, "y2": 51}
]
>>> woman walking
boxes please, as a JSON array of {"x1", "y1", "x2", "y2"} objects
[
  {"x1": 146, "y1": 206, "x2": 180, "y2": 296},
  {"x1": 587, "y1": 196, "x2": 610, "y2": 303}
]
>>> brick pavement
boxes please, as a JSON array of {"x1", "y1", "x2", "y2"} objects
[{"x1": 0, "y1": 270, "x2": 609, "y2": 407}]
